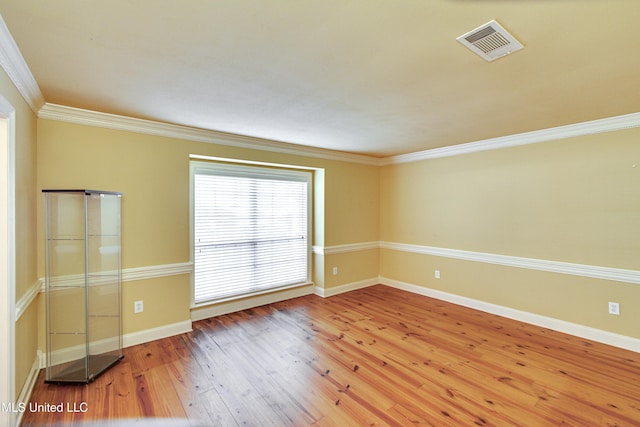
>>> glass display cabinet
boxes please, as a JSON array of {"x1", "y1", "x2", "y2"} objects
[{"x1": 43, "y1": 189, "x2": 123, "y2": 383}]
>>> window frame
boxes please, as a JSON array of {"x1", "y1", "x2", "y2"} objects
[{"x1": 189, "y1": 159, "x2": 312, "y2": 307}]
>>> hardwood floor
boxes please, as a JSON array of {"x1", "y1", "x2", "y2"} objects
[{"x1": 21, "y1": 285, "x2": 640, "y2": 426}]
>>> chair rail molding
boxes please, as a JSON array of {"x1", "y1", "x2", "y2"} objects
[{"x1": 380, "y1": 241, "x2": 640, "y2": 285}]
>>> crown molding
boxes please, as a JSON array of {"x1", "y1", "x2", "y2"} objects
[
  {"x1": 38, "y1": 103, "x2": 382, "y2": 166},
  {"x1": 0, "y1": 16, "x2": 45, "y2": 113},
  {"x1": 38, "y1": 103, "x2": 640, "y2": 166},
  {"x1": 382, "y1": 112, "x2": 640, "y2": 165}
]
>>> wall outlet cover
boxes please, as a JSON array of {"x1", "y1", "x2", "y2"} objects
[{"x1": 608, "y1": 302, "x2": 620, "y2": 315}]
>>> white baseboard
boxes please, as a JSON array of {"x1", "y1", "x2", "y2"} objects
[
  {"x1": 380, "y1": 276, "x2": 640, "y2": 354},
  {"x1": 40, "y1": 320, "x2": 194, "y2": 370},
  {"x1": 14, "y1": 354, "x2": 41, "y2": 426},
  {"x1": 315, "y1": 277, "x2": 379, "y2": 298},
  {"x1": 190, "y1": 284, "x2": 315, "y2": 321},
  {"x1": 123, "y1": 320, "x2": 193, "y2": 348}
]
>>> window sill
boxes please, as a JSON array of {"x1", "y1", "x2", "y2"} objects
[{"x1": 190, "y1": 282, "x2": 315, "y2": 321}]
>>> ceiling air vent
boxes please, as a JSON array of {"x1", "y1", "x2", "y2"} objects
[{"x1": 457, "y1": 20, "x2": 523, "y2": 62}]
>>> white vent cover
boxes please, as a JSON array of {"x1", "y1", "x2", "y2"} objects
[{"x1": 457, "y1": 20, "x2": 524, "y2": 62}]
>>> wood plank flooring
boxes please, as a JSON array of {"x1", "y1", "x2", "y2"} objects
[{"x1": 21, "y1": 285, "x2": 640, "y2": 426}]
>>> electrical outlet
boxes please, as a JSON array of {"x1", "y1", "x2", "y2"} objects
[
  {"x1": 134, "y1": 300, "x2": 144, "y2": 314},
  {"x1": 332, "y1": 266, "x2": 338, "y2": 276},
  {"x1": 608, "y1": 302, "x2": 620, "y2": 315},
  {"x1": 435, "y1": 270, "x2": 441, "y2": 279}
]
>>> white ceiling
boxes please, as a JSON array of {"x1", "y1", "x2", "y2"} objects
[{"x1": 1, "y1": 0, "x2": 639, "y2": 157}]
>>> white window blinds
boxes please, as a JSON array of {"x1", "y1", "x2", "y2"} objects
[{"x1": 192, "y1": 162, "x2": 310, "y2": 304}]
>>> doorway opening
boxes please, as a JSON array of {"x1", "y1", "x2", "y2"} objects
[{"x1": 0, "y1": 95, "x2": 16, "y2": 426}]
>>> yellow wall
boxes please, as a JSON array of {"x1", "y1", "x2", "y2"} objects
[
  {"x1": 122, "y1": 275, "x2": 191, "y2": 334},
  {"x1": 35, "y1": 115, "x2": 640, "y2": 346},
  {"x1": 324, "y1": 249, "x2": 379, "y2": 289},
  {"x1": 15, "y1": 91, "x2": 640, "y2": 389},
  {"x1": 0, "y1": 67, "x2": 39, "y2": 401},
  {"x1": 36, "y1": 119, "x2": 381, "y2": 340},
  {"x1": 380, "y1": 128, "x2": 640, "y2": 338}
]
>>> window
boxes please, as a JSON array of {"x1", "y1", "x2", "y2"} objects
[{"x1": 191, "y1": 161, "x2": 311, "y2": 304}]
